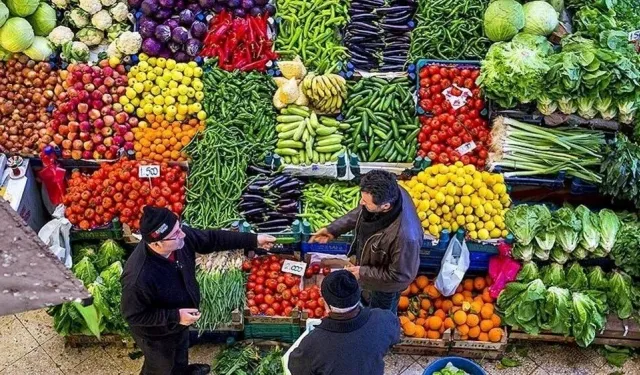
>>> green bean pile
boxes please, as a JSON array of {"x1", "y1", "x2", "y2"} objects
[
  {"x1": 275, "y1": 0, "x2": 350, "y2": 73},
  {"x1": 343, "y1": 76, "x2": 419, "y2": 162},
  {"x1": 300, "y1": 182, "x2": 361, "y2": 231},
  {"x1": 409, "y1": 0, "x2": 491, "y2": 61},
  {"x1": 196, "y1": 268, "x2": 246, "y2": 332}
]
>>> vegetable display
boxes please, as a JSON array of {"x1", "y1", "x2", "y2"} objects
[
  {"x1": 275, "y1": 0, "x2": 349, "y2": 73},
  {"x1": 0, "y1": 56, "x2": 59, "y2": 155},
  {"x1": 611, "y1": 216, "x2": 640, "y2": 279},
  {"x1": 410, "y1": 0, "x2": 490, "y2": 61},
  {"x1": 343, "y1": 76, "x2": 418, "y2": 162},
  {"x1": 400, "y1": 162, "x2": 510, "y2": 239},
  {"x1": 300, "y1": 182, "x2": 360, "y2": 231},
  {"x1": 398, "y1": 275, "x2": 504, "y2": 342},
  {"x1": 345, "y1": 0, "x2": 417, "y2": 72},
  {"x1": 62, "y1": 159, "x2": 186, "y2": 230}
]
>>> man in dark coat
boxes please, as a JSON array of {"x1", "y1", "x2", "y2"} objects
[
  {"x1": 311, "y1": 170, "x2": 422, "y2": 313},
  {"x1": 288, "y1": 270, "x2": 400, "y2": 375},
  {"x1": 121, "y1": 206, "x2": 275, "y2": 375}
]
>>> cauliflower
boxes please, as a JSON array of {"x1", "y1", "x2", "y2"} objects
[
  {"x1": 106, "y1": 40, "x2": 122, "y2": 58},
  {"x1": 79, "y1": 0, "x2": 102, "y2": 14},
  {"x1": 100, "y1": 0, "x2": 117, "y2": 6},
  {"x1": 115, "y1": 31, "x2": 141, "y2": 55},
  {"x1": 68, "y1": 8, "x2": 90, "y2": 29},
  {"x1": 51, "y1": 0, "x2": 69, "y2": 9},
  {"x1": 62, "y1": 41, "x2": 90, "y2": 62},
  {"x1": 76, "y1": 27, "x2": 104, "y2": 46},
  {"x1": 91, "y1": 9, "x2": 112, "y2": 30},
  {"x1": 109, "y1": 2, "x2": 128, "y2": 23},
  {"x1": 106, "y1": 23, "x2": 129, "y2": 42},
  {"x1": 48, "y1": 26, "x2": 74, "y2": 47}
]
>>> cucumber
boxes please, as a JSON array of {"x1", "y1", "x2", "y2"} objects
[
  {"x1": 317, "y1": 136, "x2": 343, "y2": 147},
  {"x1": 316, "y1": 144, "x2": 342, "y2": 153},
  {"x1": 287, "y1": 107, "x2": 311, "y2": 117},
  {"x1": 278, "y1": 128, "x2": 297, "y2": 139},
  {"x1": 309, "y1": 112, "x2": 320, "y2": 129},
  {"x1": 277, "y1": 115, "x2": 305, "y2": 123},
  {"x1": 275, "y1": 148, "x2": 299, "y2": 156},
  {"x1": 276, "y1": 122, "x2": 303, "y2": 133},
  {"x1": 316, "y1": 126, "x2": 338, "y2": 136},
  {"x1": 292, "y1": 121, "x2": 306, "y2": 141},
  {"x1": 277, "y1": 140, "x2": 304, "y2": 149},
  {"x1": 320, "y1": 117, "x2": 340, "y2": 127}
]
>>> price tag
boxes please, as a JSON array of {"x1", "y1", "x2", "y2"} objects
[
  {"x1": 456, "y1": 141, "x2": 476, "y2": 156},
  {"x1": 629, "y1": 30, "x2": 640, "y2": 42},
  {"x1": 442, "y1": 84, "x2": 473, "y2": 110},
  {"x1": 139, "y1": 165, "x2": 160, "y2": 178},
  {"x1": 281, "y1": 260, "x2": 307, "y2": 276}
]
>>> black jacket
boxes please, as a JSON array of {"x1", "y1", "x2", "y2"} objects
[
  {"x1": 120, "y1": 226, "x2": 257, "y2": 340},
  {"x1": 288, "y1": 308, "x2": 400, "y2": 375}
]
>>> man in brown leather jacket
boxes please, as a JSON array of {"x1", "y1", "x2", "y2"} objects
[{"x1": 310, "y1": 170, "x2": 422, "y2": 313}]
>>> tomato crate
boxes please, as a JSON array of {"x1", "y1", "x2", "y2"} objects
[
  {"x1": 243, "y1": 307, "x2": 303, "y2": 325},
  {"x1": 391, "y1": 330, "x2": 452, "y2": 356},
  {"x1": 449, "y1": 327, "x2": 508, "y2": 360},
  {"x1": 65, "y1": 334, "x2": 135, "y2": 349},
  {"x1": 70, "y1": 218, "x2": 123, "y2": 241}
]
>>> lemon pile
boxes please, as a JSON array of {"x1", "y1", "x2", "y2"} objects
[
  {"x1": 120, "y1": 53, "x2": 206, "y2": 121},
  {"x1": 400, "y1": 162, "x2": 511, "y2": 240}
]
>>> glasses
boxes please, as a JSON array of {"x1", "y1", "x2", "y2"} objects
[{"x1": 156, "y1": 226, "x2": 184, "y2": 243}]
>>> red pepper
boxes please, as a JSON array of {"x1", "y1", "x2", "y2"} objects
[{"x1": 239, "y1": 57, "x2": 269, "y2": 72}]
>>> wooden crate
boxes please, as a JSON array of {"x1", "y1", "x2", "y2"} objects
[
  {"x1": 449, "y1": 328, "x2": 508, "y2": 360},
  {"x1": 391, "y1": 330, "x2": 452, "y2": 356},
  {"x1": 65, "y1": 334, "x2": 135, "y2": 349},
  {"x1": 243, "y1": 307, "x2": 303, "y2": 325},
  {"x1": 195, "y1": 309, "x2": 244, "y2": 333}
]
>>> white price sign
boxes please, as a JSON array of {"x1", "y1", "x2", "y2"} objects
[
  {"x1": 456, "y1": 141, "x2": 476, "y2": 156},
  {"x1": 281, "y1": 260, "x2": 307, "y2": 276},
  {"x1": 139, "y1": 165, "x2": 161, "y2": 178},
  {"x1": 629, "y1": 30, "x2": 640, "y2": 42}
]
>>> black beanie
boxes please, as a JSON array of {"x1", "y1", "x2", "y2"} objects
[
  {"x1": 321, "y1": 270, "x2": 361, "y2": 309},
  {"x1": 140, "y1": 206, "x2": 178, "y2": 243}
]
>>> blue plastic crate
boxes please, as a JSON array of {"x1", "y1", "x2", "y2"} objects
[
  {"x1": 571, "y1": 178, "x2": 598, "y2": 195},
  {"x1": 300, "y1": 233, "x2": 353, "y2": 257},
  {"x1": 495, "y1": 167, "x2": 567, "y2": 189},
  {"x1": 419, "y1": 250, "x2": 493, "y2": 272},
  {"x1": 415, "y1": 59, "x2": 481, "y2": 116}
]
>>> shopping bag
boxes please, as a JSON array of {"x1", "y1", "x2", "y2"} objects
[
  {"x1": 38, "y1": 205, "x2": 73, "y2": 269},
  {"x1": 434, "y1": 235, "x2": 470, "y2": 297},
  {"x1": 488, "y1": 241, "x2": 521, "y2": 299}
]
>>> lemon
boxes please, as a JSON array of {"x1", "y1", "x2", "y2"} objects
[
  {"x1": 418, "y1": 211, "x2": 427, "y2": 221},
  {"x1": 442, "y1": 221, "x2": 451, "y2": 230},
  {"x1": 455, "y1": 204, "x2": 464, "y2": 215},
  {"x1": 478, "y1": 229, "x2": 490, "y2": 240},
  {"x1": 493, "y1": 183, "x2": 506, "y2": 195},
  {"x1": 465, "y1": 215, "x2": 475, "y2": 223},
  {"x1": 438, "y1": 164, "x2": 449, "y2": 174},
  {"x1": 462, "y1": 185, "x2": 474, "y2": 196},
  {"x1": 454, "y1": 196, "x2": 460, "y2": 203},
  {"x1": 461, "y1": 196, "x2": 471, "y2": 206},
  {"x1": 485, "y1": 221, "x2": 496, "y2": 231},
  {"x1": 466, "y1": 223, "x2": 476, "y2": 231},
  {"x1": 449, "y1": 165, "x2": 458, "y2": 174},
  {"x1": 428, "y1": 225, "x2": 438, "y2": 236},
  {"x1": 478, "y1": 186, "x2": 488, "y2": 198},
  {"x1": 490, "y1": 228, "x2": 502, "y2": 238},
  {"x1": 454, "y1": 177, "x2": 466, "y2": 187},
  {"x1": 476, "y1": 221, "x2": 484, "y2": 229},
  {"x1": 451, "y1": 222, "x2": 459, "y2": 232},
  {"x1": 422, "y1": 192, "x2": 431, "y2": 200},
  {"x1": 445, "y1": 196, "x2": 455, "y2": 206},
  {"x1": 421, "y1": 219, "x2": 430, "y2": 228},
  {"x1": 475, "y1": 206, "x2": 485, "y2": 217},
  {"x1": 464, "y1": 165, "x2": 476, "y2": 174},
  {"x1": 470, "y1": 196, "x2": 481, "y2": 208},
  {"x1": 435, "y1": 192, "x2": 445, "y2": 204},
  {"x1": 435, "y1": 175, "x2": 447, "y2": 187},
  {"x1": 426, "y1": 166, "x2": 437, "y2": 175},
  {"x1": 176, "y1": 113, "x2": 186, "y2": 121},
  {"x1": 430, "y1": 200, "x2": 438, "y2": 210},
  {"x1": 414, "y1": 183, "x2": 426, "y2": 193},
  {"x1": 443, "y1": 212, "x2": 452, "y2": 221},
  {"x1": 469, "y1": 230, "x2": 478, "y2": 240},
  {"x1": 435, "y1": 208, "x2": 442, "y2": 216},
  {"x1": 456, "y1": 215, "x2": 466, "y2": 225},
  {"x1": 464, "y1": 207, "x2": 473, "y2": 215},
  {"x1": 428, "y1": 214, "x2": 440, "y2": 225},
  {"x1": 446, "y1": 184, "x2": 456, "y2": 196},
  {"x1": 418, "y1": 200, "x2": 429, "y2": 212},
  {"x1": 502, "y1": 230, "x2": 509, "y2": 237},
  {"x1": 456, "y1": 168, "x2": 465, "y2": 177},
  {"x1": 455, "y1": 161, "x2": 463, "y2": 167},
  {"x1": 486, "y1": 190, "x2": 495, "y2": 200}
]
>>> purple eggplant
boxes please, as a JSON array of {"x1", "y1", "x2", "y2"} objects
[
  {"x1": 185, "y1": 38, "x2": 201, "y2": 56},
  {"x1": 190, "y1": 21, "x2": 208, "y2": 39},
  {"x1": 141, "y1": 38, "x2": 162, "y2": 55},
  {"x1": 154, "y1": 24, "x2": 171, "y2": 42},
  {"x1": 175, "y1": 0, "x2": 185, "y2": 8},
  {"x1": 171, "y1": 26, "x2": 189, "y2": 43},
  {"x1": 138, "y1": 17, "x2": 157, "y2": 39},
  {"x1": 178, "y1": 9, "x2": 195, "y2": 26}
]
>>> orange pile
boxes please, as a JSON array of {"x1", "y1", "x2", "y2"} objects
[
  {"x1": 133, "y1": 114, "x2": 204, "y2": 162},
  {"x1": 398, "y1": 275, "x2": 503, "y2": 343}
]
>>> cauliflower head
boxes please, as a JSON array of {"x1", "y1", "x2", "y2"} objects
[
  {"x1": 106, "y1": 23, "x2": 129, "y2": 42},
  {"x1": 76, "y1": 27, "x2": 104, "y2": 46},
  {"x1": 68, "y1": 8, "x2": 90, "y2": 29},
  {"x1": 79, "y1": 0, "x2": 102, "y2": 14},
  {"x1": 51, "y1": 0, "x2": 69, "y2": 9},
  {"x1": 115, "y1": 31, "x2": 141, "y2": 55},
  {"x1": 48, "y1": 26, "x2": 74, "y2": 47},
  {"x1": 100, "y1": 0, "x2": 117, "y2": 6},
  {"x1": 106, "y1": 40, "x2": 122, "y2": 58},
  {"x1": 109, "y1": 2, "x2": 128, "y2": 23},
  {"x1": 91, "y1": 9, "x2": 112, "y2": 30},
  {"x1": 62, "y1": 41, "x2": 90, "y2": 62}
]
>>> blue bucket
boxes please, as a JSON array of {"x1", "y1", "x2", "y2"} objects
[{"x1": 423, "y1": 357, "x2": 486, "y2": 375}]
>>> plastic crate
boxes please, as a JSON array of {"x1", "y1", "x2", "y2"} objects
[
  {"x1": 487, "y1": 100, "x2": 544, "y2": 124},
  {"x1": 243, "y1": 323, "x2": 302, "y2": 343},
  {"x1": 238, "y1": 220, "x2": 302, "y2": 253},
  {"x1": 415, "y1": 59, "x2": 481, "y2": 116},
  {"x1": 571, "y1": 178, "x2": 598, "y2": 195},
  {"x1": 70, "y1": 218, "x2": 123, "y2": 241},
  {"x1": 300, "y1": 233, "x2": 353, "y2": 257},
  {"x1": 419, "y1": 250, "x2": 493, "y2": 272},
  {"x1": 495, "y1": 167, "x2": 567, "y2": 189}
]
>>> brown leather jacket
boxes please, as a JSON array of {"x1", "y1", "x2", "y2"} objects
[{"x1": 327, "y1": 188, "x2": 422, "y2": 293}]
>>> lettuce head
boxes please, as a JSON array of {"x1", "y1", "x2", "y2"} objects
[
  {"x1": 72, "y1": 256, "x2": 98, "y2": 286},
  {"x1": 542, "y1": 286, "x2": 572, "y2": 335},
  {"x1": 599, "y1": 209, "x2": 621, "y2": 253},
  {"x1": 541, "y1": 262, "x2": 566, "y2": 287},
  {"x1": 553, "y1": 207, "x2": 582, "y2": 253},
  {"x1": 587, "y1": 266, "x2": 609, "y2": 291},
  {"x1": 566, "y1": 262, "x2": 588, "y2": 291},
  {"x1": 517, "y1": 261, "x2": 540, "y2": 283},
  {"x1": 95, "y1": 240, "x2": 125, "y2": 271},
  {"x1": 576, "y1": 205, "x2": 600, "y2": 252}
]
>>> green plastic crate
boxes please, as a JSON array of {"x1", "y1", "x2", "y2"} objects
[
  {"x1": 243, "y1": 323, "x2": 301, "y2": 343},
  {"x1": 70, "y1": 218, "x2": 123, "y2": 241}
]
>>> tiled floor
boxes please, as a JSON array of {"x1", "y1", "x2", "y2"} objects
[{"x1": 1, "y1": 310, "x2": 639, "y2": 375}]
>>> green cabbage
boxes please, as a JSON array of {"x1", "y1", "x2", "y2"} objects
[
  {"x1": 522, "y1": 1, "x2": 559, "y2": 36},
  {"x1": 553, "y1": 207, "x2": 582, "y2": 253},
  {"x1": 542, "y1": 287, "x2": 572, "y2": 335},
  {"x1": 571, "y1": 292, "x2": 606, "y2": 347},
  {"x1": 599, "y1": 209, "x2": 620, "y2": 253},
  {"x1": 72, "y1": 256, "x2": 98, "y2": 286},
  {"x1": 541, "y1": 263, "x2": 566, "y2": 287},
  {"x1": 0, "y1": 45, "x2": 10, "y2": 61},
  {"x1": 95, "y1": 239, "x2": 125, "y2": 271},
  {"x1": 576, "y1": 205, "x2": 600, "y2": 252},
  {"x1": 24, "y1": 36, "x2": 53, "y2": 61},
  {"x1": 27, "y1": 2, "x2": 56, "y2": 36},
  {"x1": 484, "y1": 0, "x2": 525, "y2": 42},
  {"x1": 0, "y1": 17, "x2": 34, "y2": 52},
  {"x1": 517, "y1": 261, "x2": 539, "y2": 282},
  {"x1": 608, "y1": 271, "x2": 633, "y2": 319},
  {"x1": 566, "y1": 262, "x2": 588, "y2": 291},
  {"x1": 0, "y1": 1, "x2": 8, "y2": 27},
  {"x1": 6, "y1": 0, "x2": 38, "y2": 16}
]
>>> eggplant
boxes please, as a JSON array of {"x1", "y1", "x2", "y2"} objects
[
  {"x1": 350, "y1": 13, "x2": 379, "y2": 22},
  {"x1": 278, "y1": 179, "x2": 303, "y2": 192},
  {"x1": 276, "y1": 198, "x2": 298, "y2": 206},
  {"x1": 350, "y1": 21, "x2": 380, "y2": 32},
  {"x1": 264, "y1": 175, "x2": 289, "y2": 190},
  {"x1": 241, "y1": 194, "x2": 271, "y2": 203},
  {"x1": 278, "y1": 202, "x2": 299, "y2": 212},
  {"x1": 239, "y1": 201, "x2": 266, "y2": 210},
  {"x1": 255, "y1": 225, "x2": 290, "y2": 233},
  {"x1": 248, "y1": 165, "x2": 273, "y2": 175},
  {"x1": 280, "y1": 189, "x2": 302, "y2": 199},
  {"x1": 242, "y1": 207, "x2": 270, "y2": 217},
  {"x1": 255, "y1": 219, "x2": 293, "y2": 228},
  {"x1": 381, "y1": 23, "x2": 412, "y2": 31}
]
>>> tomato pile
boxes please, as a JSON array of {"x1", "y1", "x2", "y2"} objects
[
  {"x1": 244, "y1": 256, "x2": 328, "y2": 319},
  {"x1": 63, "y1": 159, "x2": 186, "y2": 230},
  {"x1": 417, "y1": 64, "x2": 491, "y2": 169}
]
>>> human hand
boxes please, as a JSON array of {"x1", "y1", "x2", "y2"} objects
[
  {"x1": 178, "y1": 308, "x2": 201, "y2": 326},
  {"x1": 345, "y1": 266, "x2": 360, "y2": 279},
  {"x1": 310, "y1": 228, "x2": 334, "y2": 244},
  {"x1": 257, "y1": 234, "x2": 277, "y2": 250}
]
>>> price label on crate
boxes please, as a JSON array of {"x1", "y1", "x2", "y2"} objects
[
  {"x1": 628, "y1": 29, "x2": 640, "y2": 41},
  {"x1": 139, "y1": 165, "x2": 161, "y2": 178},
  {"x1": 456, "y1": 141, "x2": 476, "y2": 156},
  {"x1": 281, "y1": 260, "x2": 307, "y2": 276}
]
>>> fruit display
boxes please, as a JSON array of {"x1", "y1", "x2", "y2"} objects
[
  {"x1": 398, "y1": 275, "x2": 504, "y2": 343},
  {"x1": 132, "y1": 114, "x2": 204, "y2": 161},
  {"x1": 399, "y1": 162, "x2": 510, "y2": 239}
]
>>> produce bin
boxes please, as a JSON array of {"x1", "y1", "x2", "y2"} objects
[
  {"x1": 423, "y1": 357, "x2": 486, "y2": 375},
  {"x1": 70, "y1": 218, "x2": 124, "y2": 241},
  {"x1": 348, "y1": 154, "x2": 430, "y2": 180},
  {"x1": 243, "y1": 323, "x2": 302, "y2": 343},
  {"x1": 486, "y1": 100, "x2": 543, "y2": 124},
  {"x1": 415, "y1": 59, "x2": 481, "y2": 116},
  {"x1": 449, "y1": 328, "x2": 508, "y2": 360},
  {"x1": 238, "y1": 220, "x2": 303, "y2": 254},
  {"x1": 391, "y1": 330, "x2": 452, "y2": 356}
]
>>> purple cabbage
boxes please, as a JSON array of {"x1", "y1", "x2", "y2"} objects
[
  {"x1": 154, "y1": 24, "x2": 171, "y2": 42},
  {"x1": 139, "y1": 18, "x2": 158, "y2": 39},
  {"x1": 142, "y1": 38, "x2": 162, "y2": 55},
  {"x1": 164, "y1": 18, "x2": 179, "y2": 30},
  {"x1": 174, "y1": 51, "x2": 189, "y2": 62},
  {"x1": 254, "y1": 0, "x2": 267, "y2": 5},
  {"x1": 212, "y1": 4, "x2": 224, "y2": 12},
  {"x1": 167, "y1": 41, "x2": 182, "y2": 53},
  {"x1": 155, "y1": 8, "x2": 173, "y2": 20},
  {"x1": 178, "y1": 9, "x2": 195, "y2": 26},
  {"x1": 175, "y1": 0, "x2": 186, "y2": 9},
  {"x1": 264, "y1": 3, "x2": 275, "y2": 16},
  {"x1": 185, "y1": 38, "x2": 201, "y2": 57},
  {"x1": 199, "y1": 0, "x2": 215, "y2": 9},
  {"x1": 241, "y1": 0, "x2": 253, "y2": 9},
  {"x1": 158, "y1": 48, "x2": 171, "y2": 58},
  {"x1": 190, "y1": 21, "x2": 207, "y2": 39},
  {"x1": 158, "y1": 0, "x2": 174, "y2": 7},
  {"x1": 227, "y1": 0, "x2": 240, "y2": 8},
  {"x1": 128, "y1": 0, "x2": 143, "y2": 7},
  {"x1": 232, "y1": 7, "x2": 245, "y2": 17},
  {"x1": 140, "y1": 0, "x2": 158, "y2": 15},
  {"x1": 249, "y1": 6, "x2": 261, "y2": 16},
  {"x1": 171, "y1": 26, "x2": 189, "y2": 43},
  {"x1": 187, "y1": 3, "x2": 201, "y2": 13}
]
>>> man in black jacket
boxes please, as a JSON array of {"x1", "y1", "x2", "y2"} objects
[
  {"x1": 288, "y1": 270, "x2": 400, "y2": 375},
  {"x1": 121, "y1": 206, "x2": 276, "y2": 375}
]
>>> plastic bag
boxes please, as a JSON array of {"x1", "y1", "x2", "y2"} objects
[
  {"x1": 488, "y1": 241, "x2": 521, "y2": 299},
  {"x1": 37, "y1": 204, "x2": 72, "y2": 269},
  {"x1": 37, "y1": 149, "x2": 67, "y2": 210},
  {"x1": 435, "y1": 235, "x2": 470, "y2": 297}
]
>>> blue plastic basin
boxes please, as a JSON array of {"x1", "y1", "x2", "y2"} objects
[{"x1": 423, "y1": 357, "x2": 486, "y2": 375}]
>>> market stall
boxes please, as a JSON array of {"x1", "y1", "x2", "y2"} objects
[{"x1": 1, "y1": 0, "x2": 640, "y2": 369}]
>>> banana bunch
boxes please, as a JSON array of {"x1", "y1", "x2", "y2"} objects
[
  {"x1": 275, "y1": 105, "x2": 350, "y2": 165},
  {"x1": 302, "y1": 73, "x2": 347, "y2": 114}
]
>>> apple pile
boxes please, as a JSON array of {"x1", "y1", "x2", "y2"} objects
[{"x1": 46, "y1": 60, "x2": 136, "y2": 159}]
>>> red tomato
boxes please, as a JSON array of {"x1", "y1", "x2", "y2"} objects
[
  {"x1": 291, "y1": 285, "x2": 300, "y2": 296},
  {"x1": 309, "y1": 290, "x2": 319, "y2": 300},
  {"x1": 265, "y1": 308, "x2": 275, "y2": 316},
  {"x1": 277, "y1": 276, "x2": 285, "y2": 284},
  {"x1": 247, "y1": 299, "x2": 256, "y2": 307},
  {"x1": 306, "y1": 300, "x2": 318, "y2": 310},
  {"x1": 247, "y1": 282, "x2": 256, "y2": 291},
  {"x1": 264, "y1": 294, "x2": 275, "y2": 304},
  {"x1": 296, "y1": 300, "x2": 305, "y2": 309},
  {"x1": 259, "y1": 303, "x2": 269, "y2": 313},
  {"x1": 255, "y1": 284, "x2": 265, "y2": 295},
  {"x1": 250, "y1": 306, "x2": 259, "y2": 315},
  {"x1": 272, "y1": 302, "x2": 282, "y2": 314},
  {"x1": 284, "y1": 275, "x2": 297, "y2": 287},
  {"x1": 242, "y1": 261, "x2": 252, "y2": 272},
  {"x1": 269, "y1": 262, "x2": 280, "y2": 271},
  {"x1": 314, "y1": 307, "x2": 325, "y2": 318},
  {"x1": 274, "y1": 294, "x2": 283, "y2": 303},
  {"x1": 265, "y1": 279, "x2": 278, "y2": 291},
  {"x1": 305, "y1": 309, "x2": 315, "y2": 319},
  {"x1": 304, "y1": 269, "x2": 314, "y2": 279},
  {"x1": 284, "y1": 307, "x2": 293, "y2": 316},
  {"x1": 282, "y1": 290, "x2": 292, "y2": 300},
  {"x1": 256, "y1": 276, "x2": 265, "y2": 285},
  {"x1": 268, "y1": 271, "x2": 280, "y2": 279},
  {"x1": 299, "y1": 290, "x2": 309, "y2": 301},
  {"x1": 255, "y1": 294, "x2": 265, "y2": 304}
]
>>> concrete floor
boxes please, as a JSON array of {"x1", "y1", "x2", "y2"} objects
[{"x1": 0, "y1": 309, "x2": 639, "y2": 375}]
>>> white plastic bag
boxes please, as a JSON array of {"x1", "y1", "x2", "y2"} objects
[
  {"x1": 37, "y1": 204, "x2": 72, "y2": 269},
  {"x1": 435, "y1": 235, "x2": 470, "y2": 297}
]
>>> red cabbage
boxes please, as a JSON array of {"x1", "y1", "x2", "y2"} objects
[
  {"x1": 174, "y1": 51, "x2": 189, "y2": 62},
  {"x1": 129, "y1": 0, "x2": 143, "y2": 8},
  {"x1": 164, "y1": 18, "x2": 179, "y2": 29},
  {"x1": 158, "y1": 0, "x2": 174, "y2": 7},
  {"x1": 171, "y1": 26, "x2": 189, "y2": 43},
  {"x1": 178, "y1": 9, "x2": 195, "y2": 26},
  {"x1": 249, "y1": 6, "x2": 261, "y2": 16},
  {"x1": 155, "y1": 8, "x2": 173, "y2": 20},
  {"x1": 187, "y1": 3, "x2": 201, "y2": 13},
  {"x1": 175, "y1": 0, "x2": 185, "y2": 9},
  {"x1": 140, "y1": 0, "x2": 158, "y2": 15},
  {"x1": 265, "y1": 3, "x2": 275, "y2": 15},
  {"x1": 190, "y1": 21, "x2": 207, "y2": 39},
  {"x1": 254, "y1": 0, "x2": 267, "y2": 5},
  {"x1": 199, "y1": 0, "x2": 215, "y2": 9},
  {"x1": 158, "y1": 47, "x2": 171, "y2": 58},
  {"x1": 154, "y1": 24, "x2": 171, "y2": 42},
  {"x1": 232, "y1": 7, "x2": 245, "y2": 16},
  {"x1": 228, "y1": 0, "x2": 240, "y2": 8},
  {"x1": 167, "y1": 41, "x2": 181, "y2": 52},
  {"x1": 241, "y1": 0, "x2": 253, "y2": 9},
  {"x1": 185, "y1": 38, "x2": 201, "y2": 56},
  {"x1": 212, "y1": 4, "x2": 224, "y2": 12},
  {"x1": 139, "y1": 18, "x2": 158, "y2": 39},
  {"x1": 142, "y1": 38, "x2": 162, "y2": 55}
]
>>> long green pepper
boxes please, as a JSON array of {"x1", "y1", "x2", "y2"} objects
[{"x1": 300, "y1": 182, "x2": 360, "y2": 231}]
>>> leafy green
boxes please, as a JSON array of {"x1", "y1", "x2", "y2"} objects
[
  {"x1": 608, "y1": 271, "x2": 634, "y2": 319},
  {"x1": 553, "y1": 208, "x2": 582, "y2": 253},
  {"x1": 598, "y1": 209, "x2": 620, "y2": 253},
  {"x1": 587, "y1": 266, "x2": 609, "y2": 291},
  {"x1": 483, "y1": 0, "x2": 525, "y2": 42},
  {"x1": 599, "y1": 345, "x2": 634, "y2": 368},
  {"x1": 522, "y1": 1, "x2": 559, "y2": 37},
  {"x1": 533, "y1": 206, "x2": 556, "y2": 252},
  {"x1": 98, "y1": 261, "x2": 128, "y2": 334},
  {"x1": 550, "y1": 244, "x2": 570, "y2": 264},
  {"x1": 600, "y1": 135, "x2": 640, "y2": 212},
  {"x1": 542, "y1": 287, "x2": 572, "y2": 335},
  {"x1": 254, "y1": 348, "x2": 284, "y2": 375},
  {"x1": 505, "y1": 205, "x2": 548, "y2": 246},
  {"x1": 571, "y1": 292, "x2": 606, "y2": 347},
  {"x1": 533, "y1": 244, "x2": 551, "y2": 261},
  {"x1": 566, "y1": 263, "x2": 588, "y2": 291},
  {"x1": 72, "y1": 256, "x2": 98, "y2": 286},
  {"x1": 95, "y1": 239, "x2": 125, "y2": 271},
  {"x1": 512, "y1": 243, "x2": 534, "y2": 261},
  {"x1": 576, "y1": 205, "x2": 600, "y2": 252},
  {"x1": 516, "y1": 262, "x2": 539, "y2": 283},
  {"x1": 611, "y1": 221, "x2": 640, "y2": 278},
  {"x1": 499, "y1": 279, "x2": 546, "y2": 335},
  {"x1": 584, "y1": 289, "x2": 609, "y2": 315},
  {"x1": 73, "y1": 245, "x2": 97, "y2": 264},
  {"x1": 540, "y1": 263, "x2": 566, "y2": 287}
]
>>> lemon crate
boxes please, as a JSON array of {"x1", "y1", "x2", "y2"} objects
[
  {"x1": 243, "y1": 308, "x2": 304, "y2": 343},
  {"x1": 449, "y1": 327, "x2": 508, "y2": 360},
  {"x1": 392, "y1": 330, "x2": 452, "y2": 356}
]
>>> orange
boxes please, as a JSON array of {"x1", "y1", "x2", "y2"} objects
[
  {"x1": 415, "y1": 318, "x2": 426, "y2": 327},
  {"x1": 455, "y1": 284, "x2": 464, "y2": 294},
  {"x1": 466, "y1": 314, "x2": 480, "y2": 328},
  {"x1": 399, "y1": 316, "x2": 410, "y2": 326},
  {"x1": 490, "y1": 314, "x2": 502, "y2": 327},
  {"x1": 441, "y1": 300, "x2": 453, "y2": 313},
  {"x1": 463, "y1": 279, "x2": 474, "y2": 291},
  {"x1": 407, "y1": 311, "x2": 416, "y2": 321},
  {"x1": 453, "y1": 310, "x2": 467, "y2": 325},
  {"x1": 474, "y1": 296, "x2": 485, "y2": 304},
  {"x1": 485, "y1": 275, "x2": 493, "y2": 287},
  {"x1": 468, "y1": 326, "x2": 481, "y2": 339},
  {"x1": 462, "y1": 290, "x2": 473, "y2": 299},
  {"x1": 414, "y1": 325, "x2": 426, "y2": 339},
  {"x1": 439, "y1": 325, "x2": 445, "y2": 334},
  {"x1": 470, "y1": 301, "x2": 483, "y2": 314},
  {"x1": 434, "y1": 309, "x2": 446, "y2": 321},
  {"x1": 429, "y1": 316, "x2": 443, "y2": 330},
  {"x1": 444, "y1": 317, "x2": 455, "y2": 329},
  {"x1": 421, "y1": 299, "x2": 431, "y2": 311},
  {"x1": 415, "y1": 275, "x2": 429, "y2": 289},
  {"x1": 482, "y1": 288, "x2": 494, "y2": 303},
  {"x1": 457, "y1": 324, "x2": 469, "y2": 336},
  {"x1": 480, "y1": 320, "x2": 493, "y2": 332},
  {"x1": 410, "y1": 283, "x2": 420, "y2": 295},
  {"x1": 426, "y1": 285, "x2": 441, "y2": 299},
  {"x1": 434, "y1": 298, "x2": 443, "y2": 309},
  {"x1": 478, "y1": 332, "x2": 489, "y2": 342},
  {"x1": 460, "y1": 335, "x2": 469, "y2": 340},
  {"x1": 452, "y1": 293, "x2": 464, "y2": 306},
  {"x1": 473, "y1": 276, "x2": 486, "y2": 291},
  {"x1": 401, "y1": 286, "x2": 411, "y2": 296},
  {"x1": 398, "y1": 296, "x2": 410, "y2": 311},
  {"x1": 481, "y1": 304, "x2": 494, "y2": 319},
  {"x1": 488, "y1": 328, "x2": 503, "y2": 342},
  {"x1": 418, "y1": 309, "x2": 428, "y2": 319},
  {"x1": 427, "y1": 330, "x2": 441, "y2": 339},
  {"x1": 403, "y1": 322, "x2": 417, "y2": 336},
  {"x1": 451, "y1": 306, "x2": 461, "y2": 313}
]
